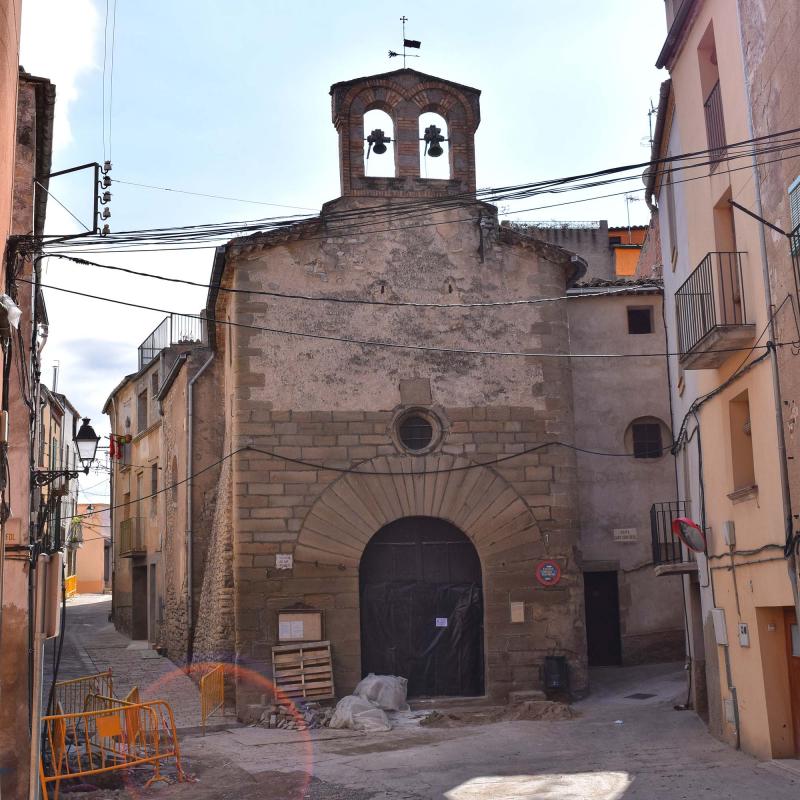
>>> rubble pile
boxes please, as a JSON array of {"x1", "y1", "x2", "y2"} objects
[{"x1": 258, "y1": 701, "x2": 334, "y2": 731}]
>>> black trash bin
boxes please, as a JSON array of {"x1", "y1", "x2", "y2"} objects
[{"x1": 543, "y1": 655, "x2": 569, "y2": 699}]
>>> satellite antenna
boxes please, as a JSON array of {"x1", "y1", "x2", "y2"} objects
[{"x1": 388, "y1": 16, "x2": 421, "y2": 67}]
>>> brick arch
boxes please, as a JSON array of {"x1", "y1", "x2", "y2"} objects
[
  {"x1": 294, "y1": 454, "x2": 541, "y2": 567},
  {"x1": 409, "y1": 83, "x2": 477, "y2": 130},
  {"x1": 339, "y1": 81, "x2": 477, "y2": 133}
]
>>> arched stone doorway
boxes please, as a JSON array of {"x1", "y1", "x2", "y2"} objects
[{"x1": 360, "y1": 516, "x2": 484, "y2": 697}]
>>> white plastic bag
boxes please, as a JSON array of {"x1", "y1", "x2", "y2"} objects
[
  {"x1": 329, "y1": 695, "x2": 391, "y2": 732},
  {"x1": 353, "y1": 673, "x2": 409, "y2": 711}
]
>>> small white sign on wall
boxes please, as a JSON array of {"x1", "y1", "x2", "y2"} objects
[
  {"x1": 275, "y1": 553, "x2": 293, "y2": 570},
  {"x1": 435, "y1": 617, "x2": 448, "y2": 628},
  {"x1": 613, "y1": 528, "x2": 638, "y2": 543}
]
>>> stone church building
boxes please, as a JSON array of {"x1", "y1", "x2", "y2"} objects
[{"x1": 106, "y1": 68, "x2": 683, "y2": 714}]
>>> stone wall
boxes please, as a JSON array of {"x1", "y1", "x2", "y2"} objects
[{"x1": 207, "y1": 201, "x2": 587, "y2": 712}]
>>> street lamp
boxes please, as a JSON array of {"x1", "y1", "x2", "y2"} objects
[{"x1": 32, "y1": 417, "x2": 101, "y2": 488}]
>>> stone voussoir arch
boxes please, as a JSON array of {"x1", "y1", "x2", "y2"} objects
[{"x1": 294, "y1": 453, "x2": 542, "y2": 567}]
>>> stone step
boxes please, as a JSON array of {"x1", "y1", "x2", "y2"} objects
[{"x1": 508, "y1": 689, "x2": 546, "y2": 704}]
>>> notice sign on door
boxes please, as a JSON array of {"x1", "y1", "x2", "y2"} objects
[{"x1": 435, "y1": 617, "x2": 448, "y2": 627}]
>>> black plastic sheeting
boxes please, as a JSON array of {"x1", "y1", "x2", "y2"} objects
[{"x1": 360, "y1": 581, "x2": 484, "y2": 697}]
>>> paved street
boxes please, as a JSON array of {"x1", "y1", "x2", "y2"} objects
[
  {"x1": 44, "y1": 594, "x2": 205, "y2": 729},
  {"x1": 39, "y1": 593, "x2": 800, "y2": 799}
]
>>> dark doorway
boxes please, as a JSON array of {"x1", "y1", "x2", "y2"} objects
[
  {"x1": 584, "y1": 571, "x2": 622, "y2": 666},
  {"x1": 360, "y1": 517, "x2": 484, "y2": 697},
  {"x1": 132, "y1": 565, "x2": 148, "y2": 640}
]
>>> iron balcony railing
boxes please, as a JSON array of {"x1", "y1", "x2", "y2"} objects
[
  {"x1": 138, "y1": 314, "x2": 206, "y2": 370},
  {"x1": 704, "y1": 80, "x2": 726, "y2": 170},
  {"x1": 675, "y1": 251, "x2": 748, "y2": 357},
  {"x1": 118, "y1": 518, "x2": 146, "y2": 557},
  {"x1": 651, "y1": 501, "x2": 690, "y2": 565}
]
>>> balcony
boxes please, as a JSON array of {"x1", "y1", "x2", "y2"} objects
[
  {"x1": 704, "y1": 81, "x2": 726, "y2": 171},
  {"x1": 118, "y1": 518, "x2": 146, "y2": 557},
  {"x1": 138, "y1": 313, "x2": 206, "y2": 370},
  {"x1": 675, "y1": 252, "x2": 755, "y2": 369},
  {"x1": 650, "y1": 501, "x2": 697, "y2": 576}
]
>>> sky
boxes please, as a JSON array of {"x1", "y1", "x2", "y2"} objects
[{"x1": 19, "y1": 0, "x2": 669, "y2": 500}]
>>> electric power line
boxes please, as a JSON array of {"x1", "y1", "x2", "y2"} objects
[
  {"x1": 35, "y1": 134, "x2": 800, "y2": 257},
  {"x1": 21, "y1": 277, "x2": 779, "y2": 361},
  {"x1": 28, "y1": 126, "x2": 800, "y2": 254},
  {"x1": 44, "y1": 252, "x2": 662, "y2": 309}
]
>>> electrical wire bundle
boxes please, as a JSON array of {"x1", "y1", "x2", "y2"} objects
[{"x1": 16, "y1": 125, "x2": 800, "y2": 256}]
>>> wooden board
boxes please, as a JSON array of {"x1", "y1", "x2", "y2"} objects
[{"x1": 271, "y1": 641, "x2": 335, "y2": 701}]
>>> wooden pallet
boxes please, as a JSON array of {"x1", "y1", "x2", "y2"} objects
[{"x1": 271, "y1": 640, "x2": 335, "y2": 701}]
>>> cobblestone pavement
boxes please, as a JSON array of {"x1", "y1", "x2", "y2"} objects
[{"x1": 43, "y1": 594, "x2": 204, "y2": 729}]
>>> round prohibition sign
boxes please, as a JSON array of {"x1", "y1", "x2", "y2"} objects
[{"x1": 535, "y1": 560, "x2": 562, "y2": 586}]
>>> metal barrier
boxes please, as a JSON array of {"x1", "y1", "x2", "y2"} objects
[
  {"x1": 40, "y1": 699, "x2": 184, "y2": 799},
  {"x1": 200, "y1": 664, "x2": 224, "y2": 734},
  {"x1": 64, "y1": 575, "x2": 77, "y2": 599},
  {"x1": 54, "y1": 670, "x2": 113, "y2": 716}
]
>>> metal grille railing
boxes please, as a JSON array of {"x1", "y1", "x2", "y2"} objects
[
  {"x1": 119, "y1": 518, "x2": 145, "y2": 557},
  {"x1": 138, "y1": 314, "x2": 206, "y2": 369},
  {"x1": 704, "y1": 81, "x2": 726, "y2": 169},
  {"x1": 675, "y1": 252, "x2": 747, "y2": 356},
  {"x1": 651, "y1": 501, "x2": 690, "y2": 565}
]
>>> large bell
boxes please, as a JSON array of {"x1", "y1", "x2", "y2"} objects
[
  {"x1": 367, "y1": 128, "x2": 390, "y2": 156},
  {"x1": 427, "y1": 141, "x2": 443, "y2": 158},
  {"x1": 423, "y1": 124, "x2": 445, "y2": 158}
]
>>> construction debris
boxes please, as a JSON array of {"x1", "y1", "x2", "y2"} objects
[
  {"x1": 420, "y1": 700, "x2": 577, "y2": 728},
  {"x1": 257, "y1": 700, "x2": 334, "y2": 731}
]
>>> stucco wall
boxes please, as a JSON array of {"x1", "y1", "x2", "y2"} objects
[
  {"x1": 655, "y1": 0, "x2": 797, "y2": 760},
  {"x1": 568, "y1": 291, "x2": 684, "y2": 664}
]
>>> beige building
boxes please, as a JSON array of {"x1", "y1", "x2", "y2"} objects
[
  {"x1": 647, "y1": 0, "x2": 800, "y2": 760},
  {"x1": 106, "y1": 67, "x2": 682, "y2": 717},
  {"x1": 73, "y1": 503, "x2": 111, "y2": 595}
]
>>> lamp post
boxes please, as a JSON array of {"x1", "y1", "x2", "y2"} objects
[{"x1": 32, "y1": 417, "x2": 100, "y2": 488}]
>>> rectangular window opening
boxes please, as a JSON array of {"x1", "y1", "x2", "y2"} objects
[
  {"x1": 137, "y1": 389, "x2": 148, "y2": 433},
  {"x1": 627, "y1": 306, "x2": 654, "y2": 335},
  {"x1": 632, "y1": 423, "x2": 662, "y2": 459},
  {"x1": 729, "y1": 390, "x2": 756, "y2": 491}
]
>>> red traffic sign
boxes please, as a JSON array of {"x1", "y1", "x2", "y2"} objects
[{"x1": 535, "y1": 560, "x2": 562, "y2": 586}]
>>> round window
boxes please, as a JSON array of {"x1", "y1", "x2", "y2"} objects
[{"x1": 398, "y1": 414, "x2": 434, "y2": 452}]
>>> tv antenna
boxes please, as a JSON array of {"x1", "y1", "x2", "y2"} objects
[{"x1": 388, "y1": 16, "x2": 421, "y2": 68}]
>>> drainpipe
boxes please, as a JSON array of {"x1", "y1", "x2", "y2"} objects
[
  {"x1": 186, "y1": 352, "x2": 214, "y2": 662},
  {"x1": 736, "y1": 2, "x2": 800, "y2": 622}
]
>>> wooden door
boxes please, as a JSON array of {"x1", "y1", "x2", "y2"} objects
[
  {"x1": 360, "y1": 517, "x2": 484, "y2": 697},
  {"x1": 784, "y1": 608, "x2": 800, "y2": 754}
]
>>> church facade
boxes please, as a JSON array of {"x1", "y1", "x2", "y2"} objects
[{"x1": 106, "y1": 68, "x2": 683, "y2": 715}]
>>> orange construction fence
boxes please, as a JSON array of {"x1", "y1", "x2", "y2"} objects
[
  {"x1": 39, "y1": 698, "x2": 184, "y2": 800},
  {"x1": 199, "y1": 664, "x2": 224, "y2": 734},
  {"x1": 53, "y1": 669, "x2": 113, "y2": 716}
]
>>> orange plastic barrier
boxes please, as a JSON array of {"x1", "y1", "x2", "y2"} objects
[{"x1": 200, "y1": 664, "x2": 224, "y2": 734}]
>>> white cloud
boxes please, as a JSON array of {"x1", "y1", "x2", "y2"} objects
[{"x1": 19, "y1": 0, "x2": 99, "y2": 151}]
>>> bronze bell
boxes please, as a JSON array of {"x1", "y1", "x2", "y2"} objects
[
  {"x1": 423, "y1": 124, "x2": 445, "y2": 158},
  {"x1": 367, "y1": 128, "x2": 390, "y2": 156}
]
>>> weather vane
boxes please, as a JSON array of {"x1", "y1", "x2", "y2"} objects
[{"x1": 388, "y1": 16, "x2": 421, "y2": 68}]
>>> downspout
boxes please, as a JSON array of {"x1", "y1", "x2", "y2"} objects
[
  {"x1": 186, "y1": 352, "x2": 214, "y2": 662},
  {"x1": 736, "y1": 1, "x2": 799, "y2": 622}
]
